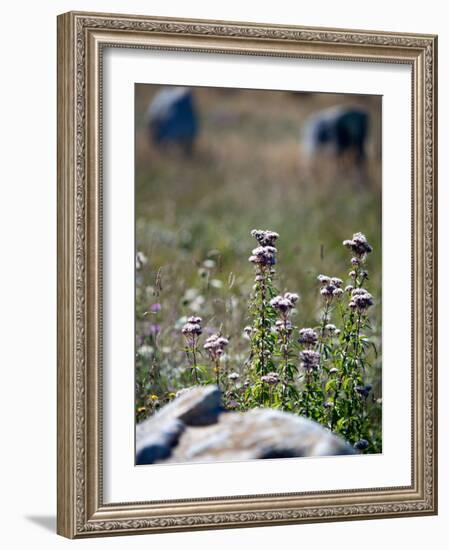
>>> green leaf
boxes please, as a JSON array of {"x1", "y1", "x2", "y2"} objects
[{"x1": 336, "y1": 417, "x2": 347, "y2": 430}]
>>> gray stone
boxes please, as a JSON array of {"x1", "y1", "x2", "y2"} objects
[
  {"x1": 136, "y1": 385, "x2": 353, "y2": 465},
  {"x1": 136, "y1": 417, "x2": 184, "y2": 465},
  {"x1": 160, "y1": 385, "x2": 223, "y2": 426},
  {"x1": 136, "y1": 385, "x2": 222, "y2": 465},
  {"x1": 168, "y1": 408, "x2": 353, "y2": 463}
]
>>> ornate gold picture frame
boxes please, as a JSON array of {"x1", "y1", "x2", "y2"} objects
[{"x1": 57, "y1": 11, "x2": 437, "y2": 538}]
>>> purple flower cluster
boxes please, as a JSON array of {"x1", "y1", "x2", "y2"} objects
[
  {"x1": 343, "y1": 232, "x2": 373, "y2": 261},
  {"x1": 181, "y1": 316, "x2": 202, "y2": 338},
  {"x1": 275, "y1": 319, "x2": 293, "y2": 335},
  {"x1": 261, "y1": 372, "x2": 280, "y2": 385},
  {"x1": 325, "y1": 323, "x2": 340, "y2": 336},
  {"x1": 349, "y1": 288, "x2": 374, "y2": 311},
  {"x1": 249, "y1": 245, "x2": 277, "y2": 267},
  {"x1": 317, "y1": 275, "x2": 344, "y2": 300},
  {"x1": 298, "y1": 327, "x2": 318, "y2": 347},
  {"x1": 299, "y1": 349, "x2": 321, "y2": 370},
  {"x1": 203, "y1": 333, "x2": 229, "y2": 361},
  {"x1": 250, "y1": 229, "x2": 279, "y2": 247},
  {"x1": 249, "y1": 229, "x2": 279, "y2": 267},
  {"x1": 270, "y1": 292, "x2": 299, "y2": 314}
]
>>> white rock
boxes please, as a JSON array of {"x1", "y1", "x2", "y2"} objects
[{"x1": 168, "y1": 408, "x2": 353, "y2": 463}]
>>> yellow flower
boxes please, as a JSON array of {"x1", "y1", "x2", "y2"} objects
[
  {"x1": 213, "y1": 367, "x2": 220, "y2": 374},
  {"x1": 168, "y1": 392, "x2": 176, "y2": 399},
  {"x1": 149, "y1": 394, "x2": 159, "y2": 401},
  {"x1": 137, "y1": 406, "x2": 146, "y2": 413}
]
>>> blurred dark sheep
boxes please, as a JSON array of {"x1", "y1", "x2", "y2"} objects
[
  {"x1": 146, "y1": 87, "x2": 199, "y2": 155},
  {"x1": 302, "y1": 106, "x2": 369, "y2": 167}
]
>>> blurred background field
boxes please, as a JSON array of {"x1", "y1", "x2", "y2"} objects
[{"x1": 135, "y1": 85, "x2": 382, "y2": 416}]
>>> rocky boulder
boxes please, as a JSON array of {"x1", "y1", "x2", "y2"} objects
[
  {"x1": 136, "y1": 385, "x2": 222, "y2": 464},
  {"x1": 136, "y1": 385, "x2": 353, "y2": 465}
]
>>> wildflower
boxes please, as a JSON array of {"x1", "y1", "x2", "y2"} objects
[
  {"x1": 203, "y1": 259, "x2": 216, "y2": 269},
  {"x1": 137, "y1": 345, "x2": 154, "y2": 358},
  {"x1": 149, "y1": 394, "x2": 159, "y2": 401},
  {"x1": 345, "y1": 285, "x2": 354, "y2": 293},
  {"x1": 204, "y1": 333, "x2": 229, "y2": 386},
  {"x1": 243, "y1": 325, "x2": 253, "y2": 337},
  {"x1": 349, "y1": 288, "x2": 374, "y2": 311},
  {"x1": 284, "y1": 292, "x2": 299, "y2": 304},
  {"x1": 190, "y1": 295, "x2": 206, "y2": 312},
  {"x1": 149, "y1": 323, "x2": 161, "y2": 335},
  {"x1": 228, "y1": 372, "x2": 240, "y2": 381},
  {"x1": 137, "y1": 406, "x2": 146, "y2": 413},
  {"x1": 300, "y1": 349, "x2": 321, "y2": 370},
  {"x1": 354, "y1": 439, "x2": 369, "y2": 451},
  {"x1": 343, "y1": 232, "x2": 373, "y2": 259},
  {"x1": 318, "y1": 275, "x2": 344, "y2": 301},
  {"x1": 249, "y1": 245, "x2": 277, "y2": 266},
  {"x1": 150, "y1": 303, "x2": 161, "y2": 312},
  {"x1": 167, "y1": 392, "x2": 176, "y2": 399},
  {"x1": 182, "y1": 316, "x2": 202, "y2": 337},
  {"x1": 181, "y1": 322, "x2": 202, "y2": 336},
  {"x1": 317, "y1": 274, "x2": 331, "y2": 285},
  {"x1": 329, "y1": 367, "x2": 339, "y2": 374},
  {"x1": 182, "y1": 318, "x2": 202, "y2": 383},
  {"x1": 136, "y1": 251, "x2": 148, "y2": 270},
  {"x1": 187, "y1": 315, "x2": 202, "y2": 324},
  {"x1": 275, "y1": 320, "x2": 293, "y2": 334},
  {"x1": 270, "y1": 293, "x2": 299, "y2": 325},
  {"x1": 261, "y1": 372, "x2": 280, "y2": 385},
  {"x1": 203, "y1": 333, "x2": 229, "y2": 354},
  {"x1": 331, "y1": 277, "x2": 343, "y2": 287},
  {"x1": 250, "y1": 229, "x2": 279, "y2": 247},
  {"x1": 183, "y1": 288, "x2": 199, "y2": 301},
  {"x1": 270, "y1": 294, "x2": 294, "y2": 313},
  {"x1": 298, "y1": 327, "x2": 318, "y2": 346},
  {"x1": 323, "y1": 401, "x2": 334, "y2": 408},
  {"x1": 227, "y1": 399, "x2": 239, "y2": 409}
]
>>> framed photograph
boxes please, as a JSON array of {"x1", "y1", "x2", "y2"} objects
[{"x1": 57, "y1": 11, "x2": 438, "y2": 538}]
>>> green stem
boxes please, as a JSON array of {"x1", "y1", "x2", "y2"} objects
[
  {"x1": 281, "y1": 319, "x2": 289, "y2": 407},
  {"x1": 330, "y1": 314, "x2": 354, "y2": 430},
  {"x1": 215, "y1": 359, "x2": 220, "y2": 388},
  {"x1": 191, "y1": 341, "x2": 199, "y2": 384},
  {"x1": 260, "y1": 271, "x2": 266, "y2": 374}
]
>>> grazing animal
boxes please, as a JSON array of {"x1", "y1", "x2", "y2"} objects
[
  {"x1": 302, "y1": 106, "x2": 369, "y2": 169},
  {"x1": 146, "y1": 87, "x2": 199, "y2": 155}
]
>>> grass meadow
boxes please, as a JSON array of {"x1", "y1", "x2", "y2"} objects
[{"x1": 135, "y1": 85, "x2": 382, "y2": 452}]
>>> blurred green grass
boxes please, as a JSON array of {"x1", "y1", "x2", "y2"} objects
[{"x1": 135, "y1": 86, "x2": 381, "y2": 331}]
